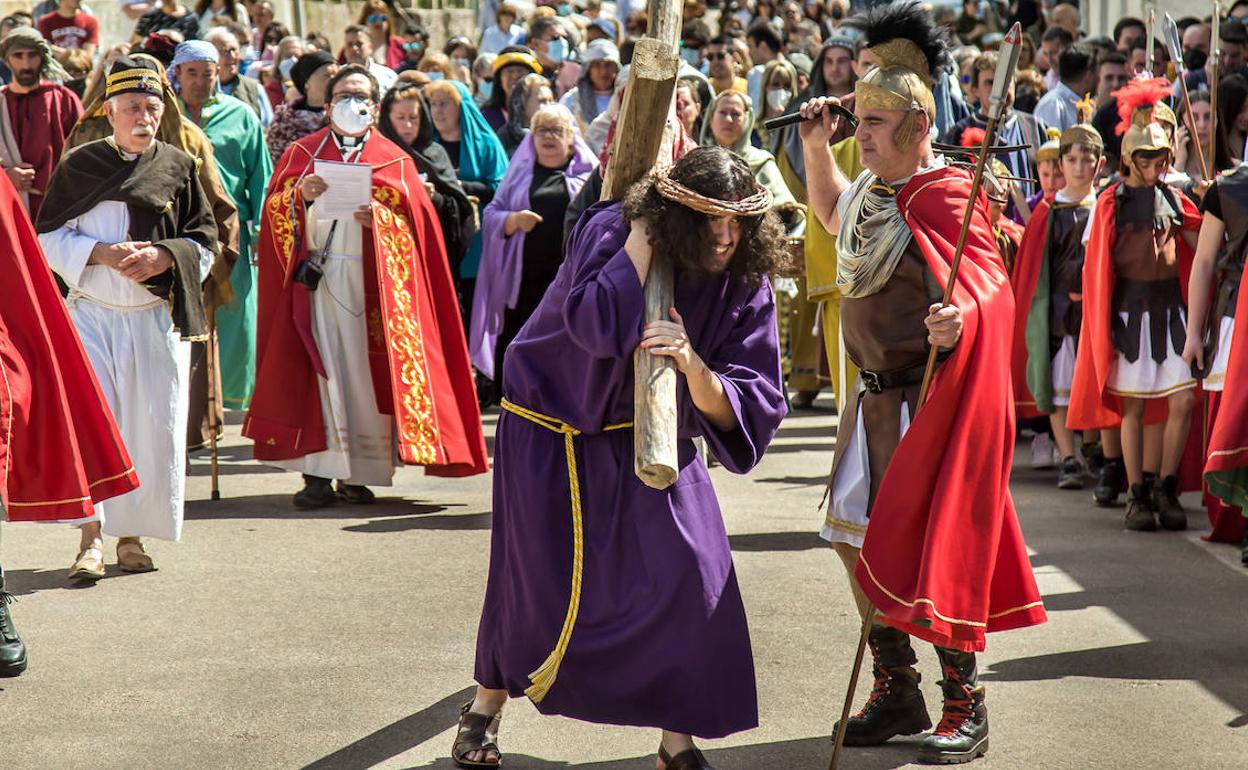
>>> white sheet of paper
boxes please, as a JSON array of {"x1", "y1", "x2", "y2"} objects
[{"x1": 313, "y1": 160, "x2": 372, "y2": 220}]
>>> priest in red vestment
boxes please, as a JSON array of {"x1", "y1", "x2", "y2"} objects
[
  {"x1": 1, "y1": 168, "x2": 138, "y2": 676},
  {"x1": 245, "y1": 65, "x2": 488, "y2": 508}
]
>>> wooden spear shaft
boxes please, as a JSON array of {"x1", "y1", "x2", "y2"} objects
[{"x1": 1177, "y1": 75, "x2": 1212, "y2": 182}]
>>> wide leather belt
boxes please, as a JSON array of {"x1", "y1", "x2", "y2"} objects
[{"x1": 859, "y1": 351, "x2": 951, "y2": 394}]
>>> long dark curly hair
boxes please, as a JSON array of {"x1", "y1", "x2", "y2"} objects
[{"x1": 622, "y1": 146, "x2": 789, "y2": 287}]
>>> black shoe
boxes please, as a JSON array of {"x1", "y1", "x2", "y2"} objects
[
  {"x1": 1125, "y1": 483, "x2": 1157, "y2": 532},
  {"x1": 1085, "y1": 444, "x2": 1105, "y2": 476},
  {"x1": 1093, "y1": 459, "x2": 1126, "y2": 506},
  {"x1": 834, "y1": 626, "x2": 931, "y2": 746},
  {"x1": 918, "y1": 649, "x2": 988, "y2": 765},
  {"x1": 293, "y1": 475, "x2": 337, "y2": 509},
  {"x1": 0, "y1": 571, "x2": 27, "y2": 678},
  {"x1": 336, "y1": 482, "x2": 375, "y2": 504},
  {"x1": 1155, "y1": 475, "x2": 1187, "y2": 531},
  {"x1": 1057, "y1": 457, "x2": 1085, "y2": 490}
]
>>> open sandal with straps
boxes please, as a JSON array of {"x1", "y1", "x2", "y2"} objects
[
  {"x1": 451, "y1": 701, "x2": 502, "y2": 768},
  {"x1": 658, "y1": 744, "x2": 717, "y2": 770}
]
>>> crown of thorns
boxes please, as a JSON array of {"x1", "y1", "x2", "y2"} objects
[{"x1": 654, "y1": 173, "x2": 773, "y2": 218}]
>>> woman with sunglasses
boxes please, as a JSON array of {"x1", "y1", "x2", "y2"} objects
[{"x1": 355, "y1": 0, "x2": 404, "y2": 70}]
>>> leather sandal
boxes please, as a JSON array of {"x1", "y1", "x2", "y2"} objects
[
  {"x1": 658, "y1": 744, "x2": 716, "y2": 770},
  {"x1": 451, "y1": 701, "x2": 502, "y2": 768},
  {"x1": 68, "y1": 547, "x2": 106, "y2": 582},
  {"x1": 116, "y1": 539, "x2": 156, "y2": 573}
]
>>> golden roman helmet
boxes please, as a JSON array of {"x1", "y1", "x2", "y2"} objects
[
  {"x1": 1113, "y1": 77, "x2": 1175, "y2": 161},
  {"x1": 1060, "y1": 94, "x2": 1104, "y2": 153},
  {"x1": 1036, "y1": 127, "x2": 1062, "y2": 163},
  {"x1": 848, "y1": 2, "x2": 949, "y2": 149}
]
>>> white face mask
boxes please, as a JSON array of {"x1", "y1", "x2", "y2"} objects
[
  {"x1": 331, "y1": 96, "x2": 373, "y2": 135},
  {"x1": 766, "y1": 87, "x2": 792, "y2": 112}
]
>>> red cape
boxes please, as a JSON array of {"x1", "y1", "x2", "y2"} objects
[
  {"x1": 1010, "y1": 198, "x2": 1051, "y2": 420},
  {"x1": 244, "y1": 128, "x2": 488, "y2": 477},
  {"x1": 854, "y1": 166, "x2": 1047, "y2": 653},
  {"x1": 1205, "y1": 258, "x2": 1248, "y2": 511},
  {"x1": 1067, "y1": 183, "x2": 1201, "y2": 430},
  {"x1": 0, "y1": 173, "x2": 137, "y2": 520}
]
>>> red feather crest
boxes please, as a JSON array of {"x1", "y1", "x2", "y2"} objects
[
  {"x1": 1112, "y1": 77, "x2": 1172, "y2": 136},
  {"x1": 960, "y1": 126, "x2": 987, "y2": 148}
]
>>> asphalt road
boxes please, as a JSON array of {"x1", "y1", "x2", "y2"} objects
[{"x1": 3, "y1": 397, "x2": 1246, "y2": 769}]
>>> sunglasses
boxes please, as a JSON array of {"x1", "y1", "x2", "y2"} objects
[
  {"x1": 367, "y1": 14, "x2": 387, "y2": 23},
  {"x1": 534, "y1": 126, "x2": 567, "y2": 137},
  {"x1": 403, "y1": 41, "x2": 423, "y2": 51}
]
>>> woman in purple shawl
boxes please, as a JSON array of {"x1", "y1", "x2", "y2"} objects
[
  {"x1": 471, "y1": 103, "x2": 597, "y2": 401},
  {"x1": 453, "y1": 146, "x2": 789, "y2": 770}
]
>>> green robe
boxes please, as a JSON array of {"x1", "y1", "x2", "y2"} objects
[{"x1": 184, "y1": 92, "x2": 273, "y2": 409}]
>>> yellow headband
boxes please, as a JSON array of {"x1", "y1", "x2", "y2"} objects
[{"x1": 105, "y1": 69, "x2": 163, "y2": 100}]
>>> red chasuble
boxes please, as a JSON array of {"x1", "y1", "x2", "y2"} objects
[
  {"x1": 1205, "y1": 270, "x2": 1248, "y2": 512},
  {"x1": 1010, "y1": 198, "x2": 1052, "y2": 420},
  {"x1": 853, "y1": 166, "x2": 1047, "y2": 653},
  {"x1": 244, "y1": 128, "x2": 489, "y2": 477},
  {"x1": 1066, "y1": 183, "x2": 1201, "y2": 431},
  {"x1": 0, "y1": 174, "x2": 137, "y2": 520}
]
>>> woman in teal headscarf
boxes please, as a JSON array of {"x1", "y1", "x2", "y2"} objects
[{"x1": 426, "y1": 79, "x2": 508, "y2": 330}]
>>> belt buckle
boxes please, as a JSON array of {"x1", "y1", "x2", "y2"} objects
[{"x1": 861, "y1": 370, "x2": 883, "y2": 394}]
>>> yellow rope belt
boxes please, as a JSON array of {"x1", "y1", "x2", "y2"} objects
[{"x1": 500, "y1": 398, "x2": 632, "y2": 702}]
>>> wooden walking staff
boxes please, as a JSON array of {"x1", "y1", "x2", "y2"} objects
[
  {"x1": 827, "y1": 24, "x2": 1024, "y2": 770},
  {"x1": 1165, "y1": 12, "x2": 1212, "y2": 181},
  {"x1": 206, "y1": 323, "x2": 221, "y2": 501},
  {"x1": 599, "y1": 0, "x2": 683, "y2": 490}
]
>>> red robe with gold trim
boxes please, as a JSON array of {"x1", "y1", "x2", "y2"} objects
[
  {"x1": 1205, "y1": 257, "x2": 1248, "y2": 515},
  {"x1": 245, "y1": 128, "x2": 488, "y2": 477},
  {"x1": 853, "y1": 166, "x2": 1047, "y2": 653},
  {"x1": 0, "y1": 173, "x2": 137, "y2": 521},
  {"x1": 1010, "y1": 198, "x2": 1052, "y2": 420}
]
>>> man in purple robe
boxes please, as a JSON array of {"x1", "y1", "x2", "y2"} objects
[{"x1": 454, "y1": 146, "x2": 789, "y2": 770}]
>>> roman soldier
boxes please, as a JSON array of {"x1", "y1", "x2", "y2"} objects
[
  {"x1": 1068, "y1": 77, "x2": 1202, "y2": 532},
  {"x1": 801, "y1": 2, "x2": 1046, "y2": 764},
  {"x1": 1186, "y1": 163, "x2": 1248, "y2": 562}
]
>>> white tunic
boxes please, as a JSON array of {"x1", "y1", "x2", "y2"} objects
[
  {"x1": 39, "y1": 199, "x2": 212, "y2": 541},
  {"x1": 270, "y1": 174, "x2": 397, "y2": 487}
]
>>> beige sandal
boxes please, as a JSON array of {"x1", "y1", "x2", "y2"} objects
[
  {"x1": 116, "y1": 539, "x2": 156, "y2": 573},
  {"x1": 69, "y1": 547, "x2": 106, "y2": 582}
]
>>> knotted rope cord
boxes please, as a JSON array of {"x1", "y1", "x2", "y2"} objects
[
  {"x1": 499, "y1": 398, "x2": 633, "y2": 702},
  {"x1": 654, "y1": 174, "x2": 774, "y2": 218}
]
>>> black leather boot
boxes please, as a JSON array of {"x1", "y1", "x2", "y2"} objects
[
  {"x1": 0, "y1": 568, "x2": 27, "y2": 677},
  {"x1": 918, "y1": 647, "x2": 987, "y2": 764},
  {"x1": 1155, "y1": 475, "x2": 1187, "y2": 531},
  {"x1": 293, "y1": 475, "x2": 337, "y2": 509},
  {"x1": 1093, "y1": 458, "x2": 1126, "y2": 506},
  {"x1": 1125, "y1": 482, "x2": 1157, "y2": 532},
  {"x1": 833, "y1": 625, "x2": 931, "y2": 746}
]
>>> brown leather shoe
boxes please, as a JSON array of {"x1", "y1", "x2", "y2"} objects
[
  {"x1": 116, "y1": 539, "x2": 156, "y2": 573},
  {"x1": 659, "y1": 744, "x2": 716, "y2": 770}
]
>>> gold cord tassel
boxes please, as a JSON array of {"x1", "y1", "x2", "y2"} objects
[{"x1": 500, "y1": 399, "x2": 630, "y2": 704}]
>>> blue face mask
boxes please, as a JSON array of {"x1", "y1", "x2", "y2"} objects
[
  {"x1": 556, "y1": 3, "x2": 572, "y2": 15},
  {"x1": 679, "y1": 47, "x2": 701, "y2": 67},
  {"x1": 547, "y1": 38, "x2": 567, "y2": 63},
  {"x1": 477, "y1": 80, "x2": 494, "y2": 100},
  {"x1": 426, "y1": 71, "x2": 445, "y2": 81}
]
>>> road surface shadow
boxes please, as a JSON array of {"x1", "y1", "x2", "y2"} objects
[
  {"x1": 343, "y1": 511, "x2": 493, "y2": 533},
  {"x1": 185, "y1": 495, "x2": 455, "y2": 521},
  {"x1": 4, "y1": 565, "x2": 146, "y2": 597},
  {"x1": 728, "y1": 531, "x2": 825, "y2": 552},
  {"x1": 984, "y1": 459, "x2": 1248, "y2": 729}
]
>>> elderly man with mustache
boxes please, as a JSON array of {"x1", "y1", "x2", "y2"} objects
[{"x1": 35, "y1": 56, "x2": 219, "y2": 581}]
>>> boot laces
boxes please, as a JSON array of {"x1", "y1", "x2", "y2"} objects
[
  {"x1": 933, "y1": 665, "x2": 975, "y2": 736},
  {"x1": 853, "y1": 664, "x2": 892, "y2": 718}
]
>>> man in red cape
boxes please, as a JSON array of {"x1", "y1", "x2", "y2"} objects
[
  {"x1": 245, "y1": 65, "x2": 487, "y2": 507},
  {"x1": 802, "y1": 3, "x2": 1044, "y2": 764},
  {"x1": 1067, "y1": 78, "x2": 1201, "y2": 532},
  {"x1": 1, "y1": 170, "x2": 138, "y2": 676}
]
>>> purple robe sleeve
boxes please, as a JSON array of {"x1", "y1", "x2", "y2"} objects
[
  {"x1": 561, "y1": 218, "x2": 646, "y2": 359},
  {"x1": 692, "y1": 280, "x2": 786, "y2": 474}
]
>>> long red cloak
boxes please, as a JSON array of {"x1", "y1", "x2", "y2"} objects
[
  {"x1": 1205, "y1": 261, "x2": 1248, "y2": 514},
  {"x1": 244, "y1": 128, "x2": 488, "y2": 477},
  {"x1": 0, "y1": 173, "x2": 137, "y2": 521},
  {"x1": 854, "y1": 166, "x2": 1047, "y2": 653},
  {"x1": 1010, "y1": 198, "x2": 1052, "y2": 420},
  {"x1": 1066, "y1": 183, "x2": 1201, "y2": 431}
]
